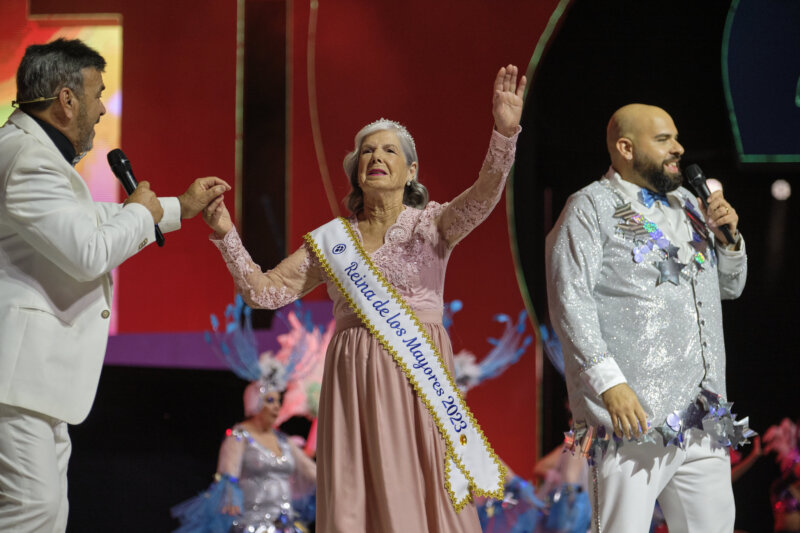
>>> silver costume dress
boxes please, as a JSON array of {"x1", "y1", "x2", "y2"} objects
[
  {"x1": 546, "y1": 168, "x2": 749, "y2": 458},
  {"x1": 171, "y1": 427, "x2": 315, "y2": 533},
  {"x1": 223, "y1": 428, "x2": 299, "y2": 533}
]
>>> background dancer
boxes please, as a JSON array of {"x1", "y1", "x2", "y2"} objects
[{"x1": 171, "y1": 298, "x2": 321, "y2": 533}]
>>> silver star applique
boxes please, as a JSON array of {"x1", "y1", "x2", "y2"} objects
[
  {"x1": 656, "y1": 259, "x2": 686, "y2": 286},
  {"x1": 665, "y1": 244, "x2": 680, "y2": 260}
]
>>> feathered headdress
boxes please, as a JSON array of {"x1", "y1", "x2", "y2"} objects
[
  {"x1": 539, "y1": 323, "x2": 565, "y2": 377},
  {"x1": 450, "y1": 304, "x2": 533, "y2": 394},
  {"x1": 205, "y1": 295, "x2": 333, "y2": 419},
  {"x1": 764, "y1": 417, "x2": 800, "y2": 474}
]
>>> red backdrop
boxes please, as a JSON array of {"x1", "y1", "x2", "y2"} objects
[{"x1": 27, "y1": 0, "x2": 560, "y2": 477}]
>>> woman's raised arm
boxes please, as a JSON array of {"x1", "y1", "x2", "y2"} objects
[{"x1": 437, "y1": 65, "x2": 526, "y2": 247}]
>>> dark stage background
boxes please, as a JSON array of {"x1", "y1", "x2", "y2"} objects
[{"x1": 0, "y1": 0, "x2": 796, "y2": 531}]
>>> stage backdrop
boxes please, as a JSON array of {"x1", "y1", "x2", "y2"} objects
[{"x1": 17, "y1": 0, "x2": 562, "y2": 476}]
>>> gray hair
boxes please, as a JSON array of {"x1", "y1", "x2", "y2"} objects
[
  {"x1": 342, "y1": 118, "x2": 429, "y2": 214},
  {"x1": 16, "y1": 38, "x2": 106, "y2": 113}
]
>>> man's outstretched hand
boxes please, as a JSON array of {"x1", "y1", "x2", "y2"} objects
[{"x1": 178, "y1": 177, "x2": 231, "y2": 219}]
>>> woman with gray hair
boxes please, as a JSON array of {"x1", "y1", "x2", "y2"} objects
[
  {"x1": 341, "y1": 118, "x2": 429, "y2": 214},
  {"x1": 203, "y1": 64, "x2": 526, "y2": 532}
]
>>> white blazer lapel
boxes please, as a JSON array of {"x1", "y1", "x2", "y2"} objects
[
  {"x1": 8, "y1": 110, "x2": 95, "y2": 207},
  {"x1": 8, "y1": 110, "x2": 113, "y2": 302}
]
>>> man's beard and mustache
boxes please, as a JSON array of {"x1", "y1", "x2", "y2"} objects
[
  {"x1": 633, "y1": 152, "x2": 683, "y2": 194},
  {"x1": 75, "y1": 102, "x2": 95, "y2": 154}
]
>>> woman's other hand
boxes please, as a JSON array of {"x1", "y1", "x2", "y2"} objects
[
  {"x1": 203, "y1": 195, "x2": 234, "y2": 237},
  {"x1": 492, "y1": 64, "x2": 526, "y2": 137}
]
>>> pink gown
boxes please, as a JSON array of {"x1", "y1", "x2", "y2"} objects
[{"x1": 212, "y1": 128, "x2": 518, "y2": 532}]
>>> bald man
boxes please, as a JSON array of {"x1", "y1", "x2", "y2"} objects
[{"x1": 545, "y1": 104, "x2": 750, "y2": 532}]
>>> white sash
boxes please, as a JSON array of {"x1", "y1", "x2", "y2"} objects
[{"x1": 304, "y1": 217, "x2": 505, "y2": 510}]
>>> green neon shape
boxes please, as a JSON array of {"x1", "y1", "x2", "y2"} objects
[
  {"x1": 508, "y1": 0, "x2": 572, "y2": 338},
  {"x1": 506, "y1": 0, "x2": 573, "y2": 456},
  {"x1": 722, "y1": 0, "x2": 800, "y2": 163},
  {"x1": 796, "y1": 75, "x2": 800, "y2": 108}
]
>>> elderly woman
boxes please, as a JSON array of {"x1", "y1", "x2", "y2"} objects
[{"x1": 203, "y1": 64, "x2": 526, "y2": 532}]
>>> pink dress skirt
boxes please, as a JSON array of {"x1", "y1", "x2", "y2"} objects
[{"x1": 316, "y1": 311, "x2": 481, "y2": 532}]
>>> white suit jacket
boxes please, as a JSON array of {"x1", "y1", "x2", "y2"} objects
[{"x1": 0, "y1": 110, "x2": 181, "y2": 424}]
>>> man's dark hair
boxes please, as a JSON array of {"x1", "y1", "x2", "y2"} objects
[{"x1": 16, "y1": 38, "x2": 106, "y2": 113}]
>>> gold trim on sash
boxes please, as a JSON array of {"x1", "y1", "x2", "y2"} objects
[{"x1": 304, "y1": 217, "x2": 505, "y2": 509}]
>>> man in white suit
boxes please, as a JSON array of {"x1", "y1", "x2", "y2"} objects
[{"x1": 0, "y1": 39, "x2": 230, "y2": 532}]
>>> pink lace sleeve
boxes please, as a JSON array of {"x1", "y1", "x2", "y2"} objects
[
  {"x1": 437, "y1": 127, "x2": 519, "y2": 247},
  {"x1": 211, "y1": 227, "x2": 323, "y2": 310}
]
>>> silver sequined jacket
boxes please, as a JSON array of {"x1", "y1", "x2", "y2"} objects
[{"x1": 545, "y1": 168, "x2": 747, "y2": 448}]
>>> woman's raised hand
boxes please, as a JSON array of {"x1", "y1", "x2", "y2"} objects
[
  {"x1": 203, "y1": 195, "x2": 234, "y2": 238},
  {"x1": 492, "y1": 64, "x2": 526, "y2": 138}
]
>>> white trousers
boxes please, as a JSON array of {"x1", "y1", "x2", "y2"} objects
[
  {"x1": 588, "y1": 429, "x2": 735, "y2": 533},
  {"x1": 0, "y1": 403, "x2": 71, "y2": 533}
]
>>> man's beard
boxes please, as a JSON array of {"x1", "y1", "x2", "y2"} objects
[
  {"x1": 633, "y1": 153, "x2": 682, "y2": 194},
  {"x1": 75, "y1": 104, "x2": 95, "y2": 154}
]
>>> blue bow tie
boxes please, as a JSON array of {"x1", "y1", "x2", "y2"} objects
[{"x1": 639, "y1": 188, "x2": 670, "y2": 208}]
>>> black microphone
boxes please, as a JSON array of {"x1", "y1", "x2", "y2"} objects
[
  {"x1": 107, "y1": 149, "x2": 165, "y2": 247},
  {"x1": 685, "y1": 164, "x2": 735, "y2": 244}
]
